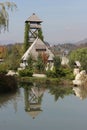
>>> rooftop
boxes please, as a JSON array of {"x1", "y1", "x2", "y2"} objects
[{"x1": 25, "y1": 13, "x2": 42, "y2": 23}]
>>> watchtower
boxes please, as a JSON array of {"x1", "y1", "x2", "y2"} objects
[{"x1": 25, "y1": 13, "x2": 42, "y2": 44}]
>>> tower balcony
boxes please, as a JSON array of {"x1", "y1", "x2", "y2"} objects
[{"x1": 30, "y1": 24, "x2": 41, "y2": 29}]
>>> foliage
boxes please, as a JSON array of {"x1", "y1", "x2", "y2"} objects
[
  {"x1": 38, "y1": 28, "x2": 44, "y2": 41},
  {"x1": 18, "y1": 69, "x2": 33, "y2": 77},
  {"x1": 53, "y1": 56, "x2": 61, "y2": 69},
  {"x1": 27, "y1": 55, "x2": 34, "y2": 70},
  {"x1": 0, "y1": 74, "x2": 17, "y2": 93},
  {"x1": 46, "y1": 55, "x2": 74, "y2": 79},
  {"x1": 69, "y1": 47, "x2": 87, "y2": 71},
  {"x1": 0, "y1": 1, "x2": 17, "y2": 32},
  {"x1": 23, "y1": 22, "x2": 30, "y2": 52},
  {"x1": 46, "y1": 56, "x2": 61, "y2": 78},
  {"x1": 61, "y1": 67, "x2": 74, "y2": 80},
  {"x1": 0, "y1": 63, "x2": 7, "y2": 74},
  {"x1": 46, "y1": 70, "x2": 57, "y2": 78},
  {"x1": 5, "y1": 44, "x2": 22, "y2": 70},
  {"x1": 49, "y1": 86, "x2": 73, "y2": 101},
  {"x1": 35, "y1": 54, "x2": 45, "y2": 73}
]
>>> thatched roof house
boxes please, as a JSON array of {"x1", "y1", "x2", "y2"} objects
[{"x1": 20, "y1": 38, "x2": 54, "y2": 68}]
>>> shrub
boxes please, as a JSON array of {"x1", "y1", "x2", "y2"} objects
[
  {"x1": 18, "y1": 69, "x2": 33, "y2": 77},
  {"x1": 46, "y1": 70, "x2": 57, "y2": 78},
  {"x1": 62, "y1": 67, "x2": 74, "y2": 80},
  {"x1": 46, "y1": 66, "x2": 74, "y2": 80},
  {"x1": 0, "y1": 64, "x2": 7, "y2": 74},
  {"x1": 0, "y1": 74, "x2": 17, "y2": 93},
  {"x1": 35, "y1": 54, "x2": 45, "y2": 73}
]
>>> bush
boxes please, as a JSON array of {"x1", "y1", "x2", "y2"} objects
[
  {"x1": 0, "y1": 74, "x2": 17, "y2": 93},
  {"x1": 0, "y1": 64, "x2": 7, "y2": 74},
  {"x1": 18, "y1": 69, "x2": 33, "y2": 77},
  {"x1": 46, "y1": 67, "x2": 74, "y2": 80},
  {"x1": 62, "y1": 67, "x2": 74, "y2": 80},
  {"x1": 46, "y1": 70, "x2": 57, "y2": 78}
]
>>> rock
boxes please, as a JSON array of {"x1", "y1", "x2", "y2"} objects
[
  {"x1": 73, "y1": 68, "x2": 80, "y2": 76},
  {"x1": 6, "y1": 70, "x2": 18, "y2": 76},
  {"x1": 73, "y1": 70, "x2": 87, "y2": 86}
]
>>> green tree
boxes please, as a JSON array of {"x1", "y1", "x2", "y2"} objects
[
  {"x1": 35, "y1": 54, "x2": 45, "y2": 73},
  {"x1": 38, "y1": 28, "x2": 44, "y2": 41},
  {"x1": 23, "y1": 22, "x2": 30, "y2": 52},
  {"x1": 69, "y1": 47, "x2": 87, "y2": 71},
  {"x1": 53, "y1": 56, "x2": 65, "y2": 77},
  {"x1": 53, "y1": 56, "x2": 61, "y2": 69},
  {"x1": 0, "y1": 1, "x2": 17, "y2": 32},
  {"x1": 27, "y1": 55, "x2": 34, "y2": 70},
  {"x1": 5, "y1": 44, "x2": 22, "y2": 70}
]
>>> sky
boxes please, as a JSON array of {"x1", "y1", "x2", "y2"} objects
[{"x1": 0, "y1": 0, "x2": 87, "y2": 45}]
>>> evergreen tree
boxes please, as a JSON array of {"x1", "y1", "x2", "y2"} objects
[{"x1": 23, "y1": 22, "x2": 30, "y2": 52}]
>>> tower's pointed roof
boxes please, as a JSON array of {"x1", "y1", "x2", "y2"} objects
[{"x1": 25, "y1": 13, "x2": 42, "y2": 23}]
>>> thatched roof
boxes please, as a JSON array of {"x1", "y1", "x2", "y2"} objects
[
  {"x1": 28, "y1": 109, "x2": 42, "y2": 119},
  {"x1": 21, "y1": 38, "x2": 54, "y2": 61},
  {"x1": 25, "y1": 13, "x2": 42, "y2": 23},
  {"x1": 21, "y1": 38, "x2": 38, "y2": 61},
  {"x1": 35, "y1": 38, "x2": 46, "y2": 50}
]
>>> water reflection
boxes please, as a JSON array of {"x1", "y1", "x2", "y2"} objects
[
  {"x1": 0, "y1": 89, "x2": 20, "y2": 112},
  {"x1": 0, "y1": 83, "x2": 87, "y2": 130},
  {"x1": 48, "y1": 85, "x2": 73, "y2": 101},
  {"x1": 73, "y1": 85, "x2": 87, "y2": 99},
  {"x1": 24, "y1": 84, "x2": 46, "y2": 119},
  {"x1": 23, "y1": 83, "x2": 73, "y2": 118}
]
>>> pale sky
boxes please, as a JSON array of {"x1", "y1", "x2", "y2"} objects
[{"x1": 0, "y1": 0, "x2": 87, "y2": 44}]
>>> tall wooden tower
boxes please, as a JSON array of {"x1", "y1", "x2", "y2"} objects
[{"x1": 25, "y1": 13, "x2": 43, "y2": 44}]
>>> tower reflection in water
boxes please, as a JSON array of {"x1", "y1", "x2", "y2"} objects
[{"x1": 24, "y1": 84, "x2": 46, "y2": 119}]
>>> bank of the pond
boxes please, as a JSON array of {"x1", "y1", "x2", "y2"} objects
[{"x1": 18, "y1": 76, "x2": 72, "y2": 86}]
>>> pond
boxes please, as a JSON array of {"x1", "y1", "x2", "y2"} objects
[{"x1": 0, "y1": 83, "x2": 87, "y2": 130}]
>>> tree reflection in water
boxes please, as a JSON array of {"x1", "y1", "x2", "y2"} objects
[
  {"x1": 48, "y1": 85, "x2": 73, "y2": 101},
  {"x1": 0, "y1": 89, "x2": 20, "y2": 112}
]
